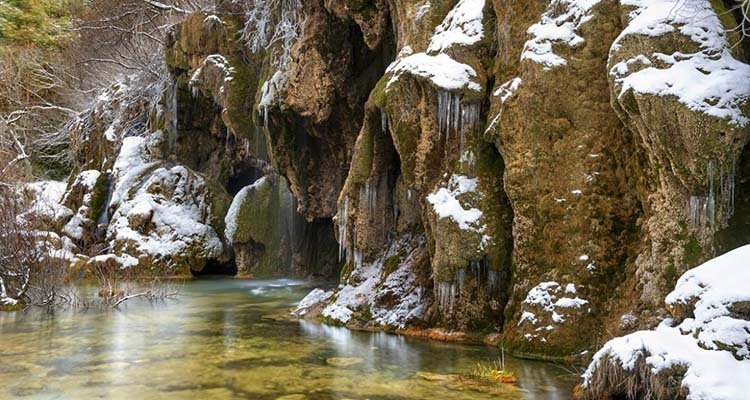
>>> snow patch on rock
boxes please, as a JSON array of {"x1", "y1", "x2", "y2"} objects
[
  {"x1": 427, "y1": 0, "x2": 485, "y2": 53},
  {"x1": 522, "y1": 0, "x2": 600, "y2": 69},
  {"x1": 610, "y1": 0, "x2": 750, "y2": 126},
  {"x1": 386, "y1": 52, "x2": 481, "y2": 92},
  {"x1": 427, "y1": 174, "x2": 484, "y2": 232},
  {"x1": 583, "y1": 245, "x2": 750, "y2": 399}
]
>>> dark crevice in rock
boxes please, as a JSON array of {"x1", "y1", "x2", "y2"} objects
[{"x1": 191, "y1": 259, "x2": 238, "y2": 277}]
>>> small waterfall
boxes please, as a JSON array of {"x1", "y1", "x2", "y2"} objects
[
  {"x1": 381, "y1": 109, "x2": 388, "y2": 135},
  {"x1": 353, "y1": 250, "x2": 364, "y2": 270},
  {"x1": 456, "y1": 268, "x2": 467, "y2": 293},
  {"x1": 278, "y1": 178, "x2": 301, "y2": 256},
  {"x1": 460, "y1": 150, "x2": 476, "y2": 173},
  {"x1": 170, "y1": 80, "x2": 178, "y2": 135},
  {"x1": 97, "y1": 172, "x2": 114, "y2": 226},
  {"x1": 253, "y1": 124, "x2": 270, "y2": 162},
  {"x1": 337, "y1": 197, "x2": 349, "y2": 262}
]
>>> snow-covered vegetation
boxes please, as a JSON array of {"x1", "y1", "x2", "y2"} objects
[{"x1": 582, "y1": 246, "x2": 750, "y2": 400}]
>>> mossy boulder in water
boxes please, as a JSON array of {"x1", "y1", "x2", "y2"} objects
[{"x1": 225, "y1": 175, "x2": 296, "y2": 277}]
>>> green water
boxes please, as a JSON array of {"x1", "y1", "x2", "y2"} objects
[{"x1": 0, "y1": 279, "x2": 577, "y2": 399}]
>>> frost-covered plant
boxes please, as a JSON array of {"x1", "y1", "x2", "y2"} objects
[{"x1": 240, "y1": 0, "x2": 304, "y2": 69}]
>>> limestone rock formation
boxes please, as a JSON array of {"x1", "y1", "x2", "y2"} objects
[{"x1": 39, "y1": 0, "x2": 750, "y2": 366}]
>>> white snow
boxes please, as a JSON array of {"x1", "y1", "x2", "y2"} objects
[
  {"x1": 61, "y1": 170, "x2": 103, "y2": 240},
  {"x1": 105, "y1": 138, "x2": 225, "y2": 268},
  {"x1": 493, "y1": 77, "x2": 522, "y2": 104},
  {"x1": 108, "y1": 165, "x2": 224, "y2": 262},
  {"x1": 258, "y1": 71, "x2": 288, "y2": 110},
  {"x1": 294, "y1": 288, "x2": 333, "y2": 316},
  {"x1": 583, "y1": 245, "x2": 750, "y2": 399},
  {"x1": 317, "y1": 236, "x2": 429, "y2": 328},
  {"x1": 610, "y1": 0, "x2": 750, "y2": 126},
  {"x1": 520, "y1": 281, "x2": 590, "y2": 330},
  {"x1": 427, "y1": 0, "x2": 485, "y2": 53},
  {"x1": 522, "y1": 0, "x2": 600, "y2": 69},
  {"x1": 427, "y1": 174, "x2": 484, "y2": 231},
  {"x1": 665, "y1": 245, "x2": 750, "y2": 358},
  {"x1": 385, "y1": 0, "x2": 486, "y2": 93},
  {"x1": 23, "y1": 181, "x2": 71, "y2": 221},
  {"x1": 386, "y1": 52, "x2": 482, "y2": 92},
  {"x1": 415, "y1": 1, "x2": 431, "y2": 21},
  {"x1": 110, "y1": 137, "x2": 158, "y2": 209}
]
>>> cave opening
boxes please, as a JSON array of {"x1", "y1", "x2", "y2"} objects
[
  {"x1": 226, "y1": 161, "x2": 267, "y2": 196},
  {"x1": 191, "y1": 259, "x2": 238, "y2": 277}
]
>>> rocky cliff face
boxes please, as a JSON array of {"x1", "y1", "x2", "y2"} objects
[{"x1": 48, "y1": 0, "x2": 749, "y2": 360}]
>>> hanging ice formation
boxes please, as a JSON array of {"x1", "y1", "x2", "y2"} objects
[
  {"x1": 688, "y1": 158, "x2": 737, "y2": 229},
  {"x1": 437, "y1": 258, "x2": 498, "y2": 314},
  {"x1": 437, "y1": 91, "x2": 481, "y2": 157}
]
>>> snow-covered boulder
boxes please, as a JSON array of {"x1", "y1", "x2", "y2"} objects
[
  {"x1": 105, "y1": 135, "x2": 232, "y2": 275},
  {"x1": 292, "y1": 235, "x2": 431, "y2": 330},
  {"x1": 581, "y1": 245, "x2": 750, "y2": 400}
]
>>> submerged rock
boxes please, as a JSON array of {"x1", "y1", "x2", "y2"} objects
[{"x1": 325, "y1": 357, "x2": 364, "y2": 368}]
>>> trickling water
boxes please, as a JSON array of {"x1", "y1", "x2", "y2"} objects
[
  {"x1": 170, "y1": 80, "x2": 179, "y2": 136},
  {"x1": 456, "y1": 268, "x2": 467, "y2": 294},
  {"x1": 460, "y1": 150, "x2": 476, "y2": 173},
  {"x1": 381, "y1": 109, "x2": 388, "y2": 135},
  {"x1": 337, "y1": 197, "x2": 349, "y2": 262},
  {"x1": 96, "y1": 172, "x2": 114, "y2": 226},
  {"x1": 253, "y1": 124, "x2": 270, "y2": 162},
  {"x1": 354, "y1": 250, "x2": 364, "y2": 271}
]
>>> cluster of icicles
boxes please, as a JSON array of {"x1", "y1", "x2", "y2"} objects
[
  {"x1": 437, "y1": 91, "x2": 480, "y2": 158},
  {"x1": 688, "y1": 158, "x2": 737, "y2": 229},
  {"x1": 437, "y1": 259, "x2": 500, "y2": 313}
]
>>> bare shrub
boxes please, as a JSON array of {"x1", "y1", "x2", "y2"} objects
[{"x1": 241, "y1": 0, "x2": 304, "y2": 70}]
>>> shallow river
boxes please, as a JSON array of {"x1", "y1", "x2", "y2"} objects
[{"x1": 0, "y1": 279, "x2": 578, "y2": 399}]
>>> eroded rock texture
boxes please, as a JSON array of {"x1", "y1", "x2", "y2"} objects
[{"x1": 54, "y1": 0, "x2": 749, "y2": 359}]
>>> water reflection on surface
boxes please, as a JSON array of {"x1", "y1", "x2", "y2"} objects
[{"x1": 0, "y1": 279, "x2": 577, "y2": 399}]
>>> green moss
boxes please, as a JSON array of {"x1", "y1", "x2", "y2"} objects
[{"x1": 382, "y1": 253, "x2": 402, "y2": 277}]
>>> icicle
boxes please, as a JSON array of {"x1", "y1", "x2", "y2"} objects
[
  {"x1": 688, "y1": 158, "x2": 738, "y2": 229},
  {"x1": 456, "y1": 268, "x2": 466, "y2": 294},
  {"x1": 438, "y1": 281, "x2": 456, "y2": 313},
  {"x1": 487, "y1": 270, "x2": 499, "y2": 292},
  {"x1": 354, "y1": 250, "x2": 363, "y2": 270},
  {"x1": 459, "y1": 103, "x2": 480, "y2": 156},
  {"x1": 381, "y1": 109, "x2": 388, "y2": 135}
]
